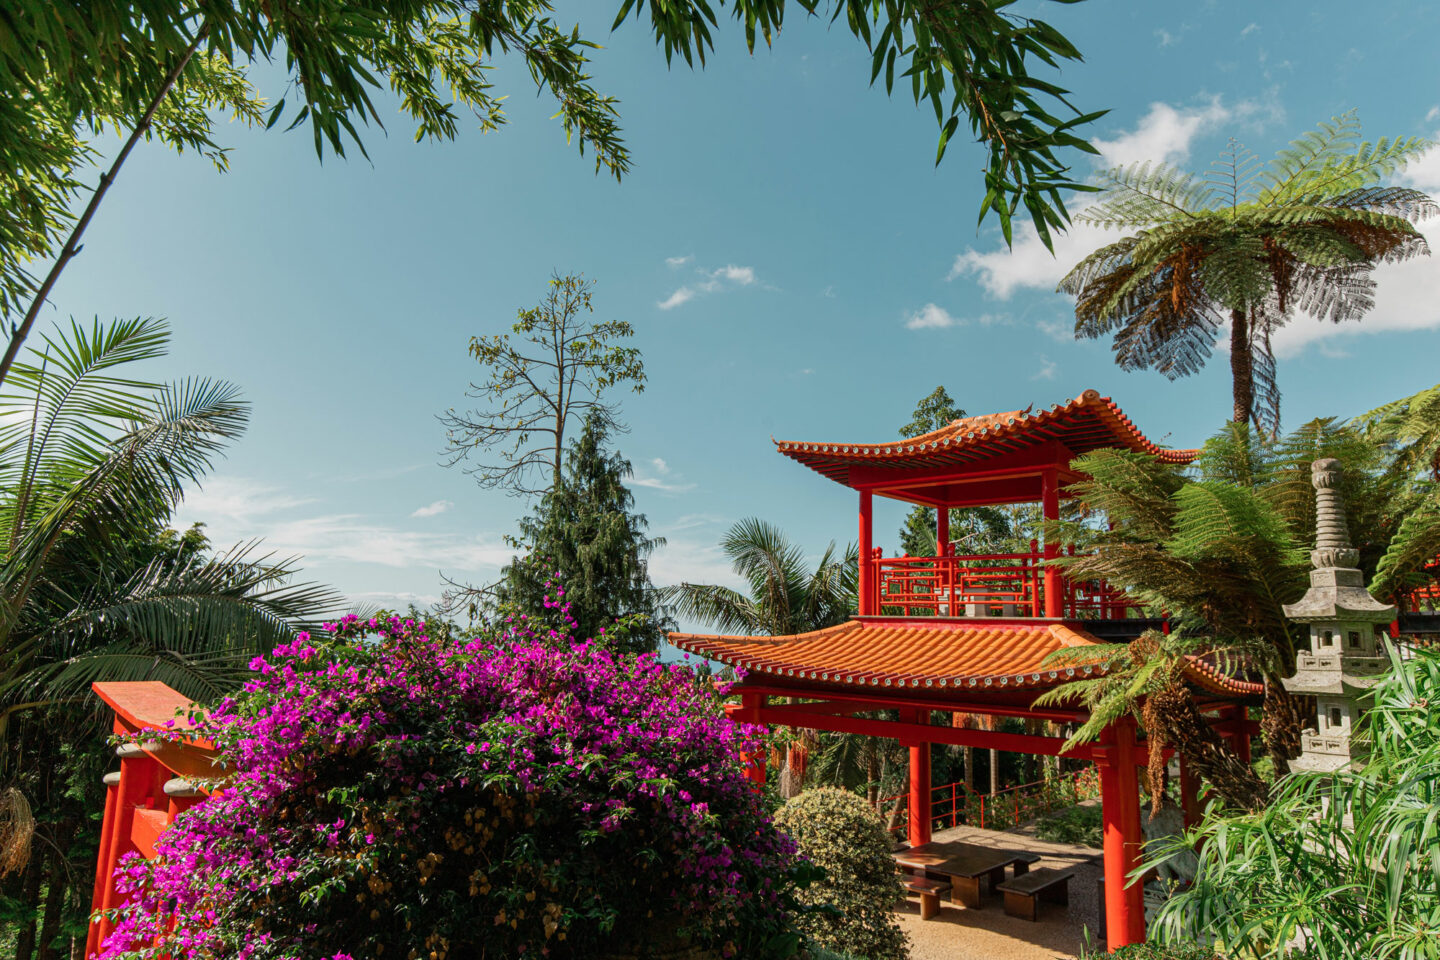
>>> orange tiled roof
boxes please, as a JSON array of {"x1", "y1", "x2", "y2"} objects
[
  {"x1": 774, "y1": 390, "x2": 1198, "y2": 489},
  {"x1": 668, "y1": 620, "x2": 1263, "y2": 698}
]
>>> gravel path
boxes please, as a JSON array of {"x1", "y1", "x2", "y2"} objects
[{"x1": 893, "y1": 824, "x2": 1105, "y2": 960}]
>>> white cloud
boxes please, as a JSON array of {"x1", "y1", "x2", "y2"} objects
[
  {"x1": 656, "y1": 262, "x2": 760, "y2": 310},
  {"x1": 711, "y1": 265, "x2": 756, "y2": 285},
  {"x1": 1031, "y1": 356, "x2": 1059, "y2": 381},
  {"x1": 1038, "y1": 317, "x2": 1073, "y2": 342},
  {"x1": 1090, "y1": 98, "x2": 1230, "y2": 170},
  {"x1": 628, "y1": 457, "x2": 695, "y2": 494},
  {"x1": 1428, "y1": 106, "x2": 1440, "y2": 124},
  {"x1": 657, "y1": 287, "x2": 696, "y2": 310},
  {"x1": 1240, "y1": 22, "x2": 1259, "y2": 37},
  {"x1": 410, "y1": 499, "x2": 453, "y2": 518},
  {"x1": 950, "y1": 95, "x2": 1283, "y2": 301},
  {"x1": 905, "y1": 303, "x2": 958, "y2": 329},
  {"x1": 665, "y1": 255, "x2": 692, "y2": 268},
  {"x1": 174, "y1": 477, "x2": 510, "y2": 572},
  {"x1": 1155, "y1": 28, "x2": 1176, "y2": 47}
]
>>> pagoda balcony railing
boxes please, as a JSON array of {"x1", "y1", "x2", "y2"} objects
[{"x1": 872, "y1": 544, "x2": 1142, "y2": 620}]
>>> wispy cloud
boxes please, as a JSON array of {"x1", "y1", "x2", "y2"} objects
[
  {"x1": 657, "y1": 263, "x2": 761, "y2": 311},
  {"x1": 1031, "y1": 356, "x2": 1059, "y2": 381},
  {"x1": 665, "y1": 255, "x2": 693, "y2": 268},
  {"x1": 629, "y1": 456, "x2": 696, "y2": 494},
  {"x1": 1240, "y1": 22, "x2": 1260, "y2": 37},
  {"x1": 174, "y1": 477, "x2": 510, "y2": 572},
  {"x1": 903, "y1": 304, "x2": 1007, "y2": 330},
  {"x1": 657, "y1": 287, "x2": 695, "y2": 310},
  {"x1": 1155, "y1": 28, "x2": 1177, "y2": 47},
  {"x1": 410, "y1": 499, "x2": 454, "y2": 518}
]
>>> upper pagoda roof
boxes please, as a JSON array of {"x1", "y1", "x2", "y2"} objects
[
  {"x1": 775, "y1": 389, "x2": 1198, "y2": 490},
  {"x1": 669, "y1": 619, "x2": 1262, "y2": 703}
]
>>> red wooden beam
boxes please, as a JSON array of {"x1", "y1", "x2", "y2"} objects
[
  {"x1": 750, "y1": 705, "x2": 1095, "y2": 759},
  {"x1": 728, "y1": 684, "x2": 1090, "y2": 722}
]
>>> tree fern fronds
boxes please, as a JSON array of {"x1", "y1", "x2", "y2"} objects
[
  {"x1": 1196, "y1": 421, "x2": 1264, "y2": 487},
  {"x1": 1257, "y1": 111, "x2": 1365, "y2": 202},
  {"x1": 1372, "y1": 502, "x2": 1440, "y2": 602},
  {"x1": 1207, "y1": 137, "x2": 1264, "y2": 211}
]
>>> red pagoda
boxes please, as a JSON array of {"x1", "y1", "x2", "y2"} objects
[{"x1": 669, "y1": 389, "x2": 1263, "y2": 950}]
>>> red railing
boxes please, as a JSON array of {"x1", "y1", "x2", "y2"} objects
[
  {"x1": 886, "y1": 767, "x2": 1100, "y2": 836},
  {"x1": 873, "y1": 544, "x2": 1144, "y2": 620}
]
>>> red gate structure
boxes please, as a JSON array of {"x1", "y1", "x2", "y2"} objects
[
  {"x1": 670, "y1": 390, "x2": 1265, "y2": 951},
  {"x1": 86, "y1": 681, "x2": 218, "y2": 958}
]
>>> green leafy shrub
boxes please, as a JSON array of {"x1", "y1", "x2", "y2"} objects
[
  {"x1": 1092, "y1": 945, "x2": 1219, "y2": 960},
  {"x1": 1034, "y1": 804, "x2": 1104, "y2": 847},
  {"x1": 775, "y1": 788, "x2": 909, "y2": 960},
  {"x1": 1150, "y1": 644, "x2": 1440, "y2": 960}
]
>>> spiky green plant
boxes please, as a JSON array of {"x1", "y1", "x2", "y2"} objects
[
  {"x1": 0, "y1": 317, "x2": 341, "y2": 743},
  {"x1": 1148, "y1": 643, "x2": 1440, "y2": 960},
  {"x1": 1060, "y1": 113, "x2": 1435, "y2": 434}
]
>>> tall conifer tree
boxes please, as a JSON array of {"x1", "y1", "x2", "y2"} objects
[{"x1": 498, "y1": 413, "x2": 671, "y2": 654}]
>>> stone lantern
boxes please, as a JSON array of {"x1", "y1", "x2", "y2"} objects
[{"x1": 1281, "y1": 458, "x2": 1395, "y2": 774}]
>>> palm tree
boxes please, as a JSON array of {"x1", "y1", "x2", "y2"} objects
[
  {"x1": 1060, "y1": 114, "x2": 1434, "y2": 434},
  {"x1": 664, "y1": 518, "x2": 861, "y2": 799},
  {"x1": 662, "y1": 517, "x2": 856, "y2": 637},
  {"x1": 0, "y1": 318, "x2": 340, "y2": 727}
]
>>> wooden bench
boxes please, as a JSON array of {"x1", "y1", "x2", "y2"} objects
[
  {"x1": 995, "y1": 867, "x2": 1074, "y2": 921},
  {"x1": 901, "y1": 875, "x2": 951, "y2": 920}
]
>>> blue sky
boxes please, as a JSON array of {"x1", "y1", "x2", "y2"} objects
[{"x1": 46, "y1": 0, "x2": 1440, "y2": 624}]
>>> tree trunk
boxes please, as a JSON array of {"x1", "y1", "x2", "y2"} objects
[
  {"x1": 13, "y1": 850, "x2": 43, "y2": 960},
  {"x1": 866, "y1": 749, "x2": 880, "y2": 811},
  {"x1": 1230, "y1": 307, "x2": 1253, "y2": 424},
  {"x1": 963, "y1": 745, "x2": 974, "y2": 793},
  {"x1": 989, "y1": 749, "x2": 999, "y2": 794},
  {"x1": 36, "y1": 846, "x2": 66, "y2": 960}
]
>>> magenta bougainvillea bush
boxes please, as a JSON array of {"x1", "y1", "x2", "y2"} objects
[{"x1": 98, "y1": 606, "x2": 799, "y2": 960}]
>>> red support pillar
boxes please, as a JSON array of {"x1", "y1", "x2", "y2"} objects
[
  {"x1": 93, "y1": 744, "x2": 165, "y2": 955},
  {"x1": 1098, "y1": 719, "x2": 1146, "y2": 950},
  {"x1": 1179, "y1": 756, "x2": 1202, "y2": 830},
  {"x1": 907, "y1": 710, "x2": 932, "y2": 848},
  {"x1": 1042, "y1": 468, "x2": 1062, "y2": 618},
  {"x1": 859, "y1": 489, "x2": 874, "y2": 615},
  {"x1": 739, "y1": 694, "x2": 768, "y2": 788},
  {"x1": 936, "y1": 506, "x2": 949, "y2": 557},
  {"x1": 85, "y1": 771, "x2": 121, "y2": 959},
  {"x1": 1230, "y1": 705, "x2": 1252, "y2": 766}
]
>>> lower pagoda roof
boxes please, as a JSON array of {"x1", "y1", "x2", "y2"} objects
[{"x1": 668, "y1": 619, "x2": 1264, "y2": 701}]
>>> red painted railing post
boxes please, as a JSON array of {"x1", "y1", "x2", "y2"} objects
[{"x1": 1042, "y1": 468, "x2": 1062, "y2": 617}]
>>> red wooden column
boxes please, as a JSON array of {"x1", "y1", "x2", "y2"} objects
[
  {"x1": 1097, "y1": 719, "x2": 1146, "y2": 950},
  {"x1": 1041, "y1": 467, "x2": 1062, "y2": 617},
  {"x1": 1179, "y1": 756, "x2": 1202, "y2": 829},
  {"x1": 936, "y1": 506, "x2": 949, "y2": 557},
  {"x1": 1231, "y1": 706, "x2": 1253, "y2": 766},
  {"x1": 86, "y1": 771, "x2": 121, "y2": 957},
  {"x1": 859, "y1": 489, "x2": 874, "y2": 615},
  {"x1": 907, "y1": 710, "x2": 932, "y2": 848},
  {"x1": 90, "y1": 744, "x2": 166, "y2": 955},
  {"x1": 739, "y1": 693, "x2": 768, "y2": 788}
]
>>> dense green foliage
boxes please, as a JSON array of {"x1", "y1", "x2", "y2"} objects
[
  {"x1": 1360, "y1": 382, "x2": 1440, "y2": 603},
  {"x1": 496, "y1": 412, "x2": 672, "y2": 654},
  {"x1": 1151, "y1": 645, "x2": 1440, "y2": 960},
  {"x1": 774, "y1": 788, "x2": 908, "y2": 960},
  {"x1": 1034, "y1": 803, "x2": 1103, "y2": 847},
  {"x1": 1061, "y1": 114, "x2": 1435, "y2": 432}
]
